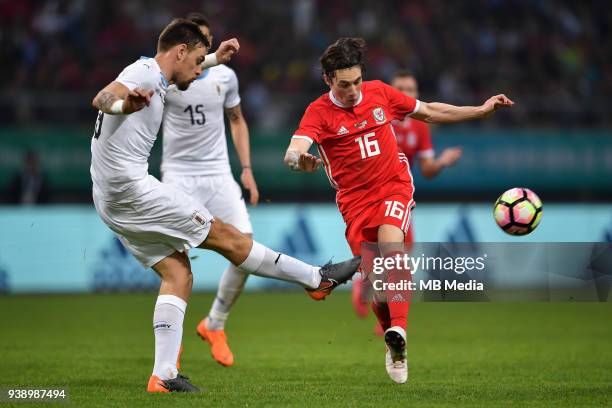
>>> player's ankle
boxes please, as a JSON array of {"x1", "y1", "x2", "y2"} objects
[
  {"x1": 389, "y1": 319, "x2": 407, "y2": 330},
  {"x1": 206, "y1": 316, "x2": 226, "y2": 331}
]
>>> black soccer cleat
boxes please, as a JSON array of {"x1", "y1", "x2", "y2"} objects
[
  {"x1": 306, "y1": 256, "x2": 361, "y2": 300},
  {"x1": 147, "y1": 373, "x2": 201, "y2": 393}
]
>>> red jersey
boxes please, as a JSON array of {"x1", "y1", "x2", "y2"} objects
[
  {"x1": 293, "y1": 80, "x2": 420, "y2": 223},
  {"x1": 393, "y1": 117, "x2": 434, "y2": 166}
]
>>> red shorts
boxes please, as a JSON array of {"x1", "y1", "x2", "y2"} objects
[{"x1": 345, "y1": 193, "x2": 415, "y2": 255}]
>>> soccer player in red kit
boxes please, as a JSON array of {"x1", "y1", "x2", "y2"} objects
[
  {"x1": 284, "y1": 38, "x2": 513, "y2": 383},
  {"x1": 392, "y1": 70, "x2": 463, "y2": 182},
  {"x1": 352, "y1": 70, "x2": 463, "y2": 323}
]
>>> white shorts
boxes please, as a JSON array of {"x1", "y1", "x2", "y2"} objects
[
  {"x1": 93, "y1": 175, "x2": 213, "y2": 268},
  {"x1": 162, "y1": 172, "x2": 253, "y2": 234}
]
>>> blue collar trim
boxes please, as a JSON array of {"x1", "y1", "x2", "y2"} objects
[
  {"x1": 139, "y1": 56, "x2": 168, "y2": 87},
  {"x1": 195, "y1": 69, "x2": 210, "y2": 80}
]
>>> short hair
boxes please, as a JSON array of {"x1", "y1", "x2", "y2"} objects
[
  {"x1": 157, "y1": 18, "x2": 209, "y2": 52},
  {"x1": 186, "y1": 12, "x2": 211, "y2": 29},
  {"x1": 392, "y1": 69, "x2": 416, "y2": 82},
  {"x1": 320, "y1": 37, "x2": 367, "y2": 79}
]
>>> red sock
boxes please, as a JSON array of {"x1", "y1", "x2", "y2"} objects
[
  {"x1": 387, "y1": 298, "x2": 409, "y2": 330},
  {"x1": 371, "y1": 300, "x2": 391, "y2": 332},
  {"x1": 384, "y1": 253, "x2": 411, "y2": 331}
]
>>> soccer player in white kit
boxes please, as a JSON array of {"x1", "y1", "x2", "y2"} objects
[
  {"x1": 162, "y1": 14, "x2": 256, "y2": 368},
  {"x1": 90, "y1": 18, "x2": 360, "y2": 393}
]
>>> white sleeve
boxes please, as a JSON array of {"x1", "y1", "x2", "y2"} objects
[
  {"x1": 115, "y1": 60, "x2": 153, "y2": 91},
  {"x1": 224, "y1": 68, "x2": 241, "y2": 109}
]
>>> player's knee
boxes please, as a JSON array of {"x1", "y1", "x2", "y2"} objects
[
  {"x1": 203, "y1": 219, "x2": 251, "y2": 255},
  {"x1": 166, "y1": 267, "x2": 192, "y2": 290},
  {"x1": 179, "y1": 266, "x2": 193, "y2": 284},
  {"x1": 219, "y1": 220, "x2": 251, "y2": 254},
  {"x1": 153, "y1": 251, "x2": 193, "y2": 288}
]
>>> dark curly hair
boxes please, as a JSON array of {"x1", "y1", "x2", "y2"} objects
[{"x1": 319, "y1": 37, "x2": 367, "y2": 79}]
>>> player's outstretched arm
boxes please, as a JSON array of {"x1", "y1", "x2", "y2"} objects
[
  {"x1": 413, "y1": 94, "x2": 514, "y2": 124},
  {"x1": 226, "y1": 104, "x2": 259, "y2": 205},
  {"x1": 92, "y1": 81, "x2": 153, "y2": 115},
  {"x1": 201, "y1": 38, "x2": 240, "y2": 68},
  {"x1": 284, "y1": 138, "x2": 321, "y2": 173},
  {"x1": 419, "y1": 147, "x2": 463, "y2": 179}
]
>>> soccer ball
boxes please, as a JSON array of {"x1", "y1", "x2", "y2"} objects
[{"x1": 493, "y1": 188, "x2": 543, "y2": 236}]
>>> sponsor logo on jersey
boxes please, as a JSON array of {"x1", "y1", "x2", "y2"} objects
[
  {"x1": 354, "y1": 120, "x2": 367, "y2": 129},
  {"x1": 337, "y1": 126, "x2": 349, "y2": 135},
  {"x1": 373, "y1": 107, "x2": 386, "y2": 124}
]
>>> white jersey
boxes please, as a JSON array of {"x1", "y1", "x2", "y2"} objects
[
  {"x1": 162, "y1": 64, "x2": 241, "y2": 176},
  {"x1": 91, "y1": 57, "x2": 168, "y2": 196}
]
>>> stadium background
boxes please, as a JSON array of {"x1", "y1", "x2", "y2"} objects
[{"x1": 0, "y1": 0, "x2": 611, "y2": 292}]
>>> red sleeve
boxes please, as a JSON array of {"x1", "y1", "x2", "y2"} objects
[
  {"x1": 416, "y1": 121, "x2": 434, "y2": 158},
  {"x1": 378, "y1": 80, "x2": 420, "y2": 121},
  {"x1": 293, "y1": 103, "x2": 324, "y2": 144}
]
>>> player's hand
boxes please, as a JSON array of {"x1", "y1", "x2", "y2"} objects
[
  {"x1": 299, "y1": 153, "x2": 322, "y2": 172},
  {"x1": 123, "y1": 88, "x2": 154, "y2": 114},
  {"x1": 215, "y1": 38, "x2": 240, "y2": 64},
  {"x1": 480, "y1": 94, "x2": 514, "y2": 117},
  {"x1": 438, "y1": 147, "x2": 462, "y2": 168},
  {"x1": 241, "y1": 168, "x2": 260, "y2": 206}
]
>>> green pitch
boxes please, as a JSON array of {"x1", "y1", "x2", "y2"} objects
[{"x1": 1, "y1": 292, "x2": 610, "y2": 407}]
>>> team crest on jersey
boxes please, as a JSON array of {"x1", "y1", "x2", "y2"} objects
[
  {"x1": 190, "y1": 211, "x2": 209, "y2": 228},
  {"x1": 373, "y1": 107, "x2": 386, "y2": 124}
]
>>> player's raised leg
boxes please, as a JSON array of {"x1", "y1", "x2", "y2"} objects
[
  {"x1": 147, "y1": 251, "x2": 200, "y2": 393},
  {"x1": 199, "y1": 219, "x2": 361, "y2": 298}
]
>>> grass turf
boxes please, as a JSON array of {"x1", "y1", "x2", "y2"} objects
[{"x1": 0, "y1": 292, "x2": 610, "y2": 407}]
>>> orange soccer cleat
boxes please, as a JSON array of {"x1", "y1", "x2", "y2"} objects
[
  {"x1": 147, "y1": 374, "x2": 200, "y2": 393},
  {"x1": 147, "y1": 375, "x2": 169, "y2": 393},
  {"x1": 196, "y1": 318, "x2": 234, "y2": 367}
]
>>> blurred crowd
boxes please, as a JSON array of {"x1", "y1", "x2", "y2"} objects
[{"x1": 0, "y1": 0, "x2": 611, "y2": 128}]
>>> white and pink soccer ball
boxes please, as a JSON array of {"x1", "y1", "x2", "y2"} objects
[{"x1": 494, "y1": 188, "x2": 543, "y2": 236}]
